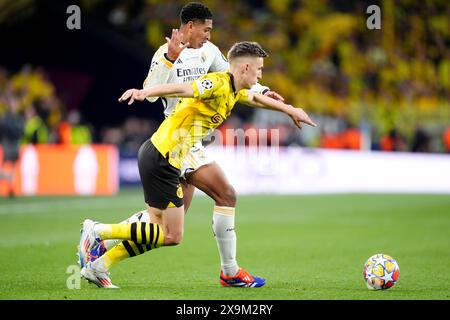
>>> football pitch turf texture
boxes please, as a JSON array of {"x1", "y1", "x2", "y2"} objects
[{"x1": 0, "y1": 189, "x2": 449, "y2": 300}]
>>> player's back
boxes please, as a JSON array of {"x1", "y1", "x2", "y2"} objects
[{"x1": 151, "y1": 72, "x2": 249, "y2": 169}]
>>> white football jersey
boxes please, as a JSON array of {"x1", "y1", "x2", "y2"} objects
[{"x1": 143, "y1": 41, "x2": 269, "y2": 117}]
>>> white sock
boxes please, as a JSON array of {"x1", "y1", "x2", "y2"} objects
[
  {"x1": 103, "y1": 210, "x2": 151, "y2": 250},
  {"x1": 212, "y1": 205, "x2": 239, "y2": 276}
]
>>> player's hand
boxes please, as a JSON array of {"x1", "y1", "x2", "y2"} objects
[
  {"x1": 288, "y1": 106, "x2": 317, "y2": 129},
  {"x1": 118, "y1": 89, "x2": 147, "y2": 105},
  {"x1": 264, "y1": 90, "x2": 285, "y2": 102},
  {"x1": 165, "y1": 29, "x2": 190, "y2": 61}
]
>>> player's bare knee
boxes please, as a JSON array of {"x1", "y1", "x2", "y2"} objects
[
  {"x1": 216, "y1": 184, "x2": 237, "y2": 207},
  {"x1": 164, "y1": 232, "x2": 184, "y2": 246}
]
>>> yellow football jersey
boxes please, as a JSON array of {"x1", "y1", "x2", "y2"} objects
[{"x1": 151, "y1": 72, "x2": 250, "y2": 169}]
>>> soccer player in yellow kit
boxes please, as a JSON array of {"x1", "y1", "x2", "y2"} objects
[
  {"x1": 79, "y1": 41, "x2": 316, "y2": 288},
  {"x1": 79, "y1": 3, "x2": 286, "y2": 287}
]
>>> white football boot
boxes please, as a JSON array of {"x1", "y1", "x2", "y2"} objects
[
  {"x1": 78, "y1": 219, "x2": 100, "y2": 268},
  {"x1": 81, "y1": 262, "x2": 119, "y2": 289}
]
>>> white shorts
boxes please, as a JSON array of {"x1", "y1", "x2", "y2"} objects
[{"x1": 179, "y1": 142, "x2": 214, "y2": 179}]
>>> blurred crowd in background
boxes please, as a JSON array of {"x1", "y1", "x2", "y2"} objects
[
  {"x1": 1, "y1": 0, "x2": 449, "y2": 156},
  {"x1": 0, "y1": 65, "x2": 92, "y2": 145}
]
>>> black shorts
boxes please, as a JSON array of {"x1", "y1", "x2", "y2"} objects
[{"x1": 137, "y1": 139, "x2": 183, "y2": 210}]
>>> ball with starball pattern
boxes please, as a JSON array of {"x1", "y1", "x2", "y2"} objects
[{"x1": 363, "y1": 254, "x2": 400, "y2": 290}]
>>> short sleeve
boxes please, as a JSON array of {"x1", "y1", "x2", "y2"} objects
[
  {"x1": 237, "y1": 89, "x2": 250, "y2": 103},
  {"x1": 192, "y1": 75, "x2": 218, "y2": 100},
  {"x1": 208, "y1": 43, "x2": 230, "y2": 73}
]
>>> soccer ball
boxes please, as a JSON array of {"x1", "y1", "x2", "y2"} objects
[{"x1": 363, "y1": 254, "x2": 400, "y2": 290}]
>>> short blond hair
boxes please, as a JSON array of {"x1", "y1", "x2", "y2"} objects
[{"x1": 227, "y1": 41, "x2": 268, "y2": 62}]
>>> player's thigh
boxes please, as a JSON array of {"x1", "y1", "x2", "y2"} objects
[
  {"x1": 180, "y1": 180, "x2": 195, "y2": 214},
  {"x1": 146, "y1": 204, "x2": 185, "y2": 245},
  {"x1": 138, "y1": 139, "x2": 183, "y2": 209},
  {"x1": 162, "y1": 205, "x2": 185, "y2": 245},
  {"x1": 146, "y1": 204, "x2": 163, "y2": 225},
  {"x1": 187, "y1": 162, "x2": 235, "y2": 205}
]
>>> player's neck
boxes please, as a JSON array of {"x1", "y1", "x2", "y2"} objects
[{"x1": 228, "y1": 72, "x2": 246, "y2": 92}]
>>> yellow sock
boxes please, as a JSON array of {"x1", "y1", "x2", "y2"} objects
[
  {"x1": 99, "y1": 223, "x2": 165, "y2": 270},
  {"x1": 98, "y1": 224, "x2": 130, "y2": 240},
  {"x1": 98, "y1": 222, "x2": 164, "y2": 246},
  {"x1": 102, "y1": 242, "x2": 130, "y2": 269}
]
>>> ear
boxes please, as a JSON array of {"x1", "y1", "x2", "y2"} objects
[{"x1": 240, "y1": 63, "x2": 247, "y2": 74}]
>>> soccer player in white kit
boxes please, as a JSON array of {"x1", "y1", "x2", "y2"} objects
[{"x1": 82, "y1": 2, "x2": 284, "y2": 287}]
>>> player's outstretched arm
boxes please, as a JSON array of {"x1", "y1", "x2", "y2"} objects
[
  {"x1": 248, "y1": 92, "x2": 317, "y2": 129},
  {"x1": 118, "y1": 83, "x2": 194, "y2": 105}
]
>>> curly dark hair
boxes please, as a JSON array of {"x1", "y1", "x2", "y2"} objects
[{"x1": 180, "y1": 2, "x2": 213, "y2": 25}]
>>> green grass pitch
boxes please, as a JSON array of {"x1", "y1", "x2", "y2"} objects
[{"x1": 0, "y1": 189, "x2": 449, "y2": 300}]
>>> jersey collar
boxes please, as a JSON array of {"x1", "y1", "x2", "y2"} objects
[{"x1": 228, "y1": 72, "x2": 237, "y2": 95}]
